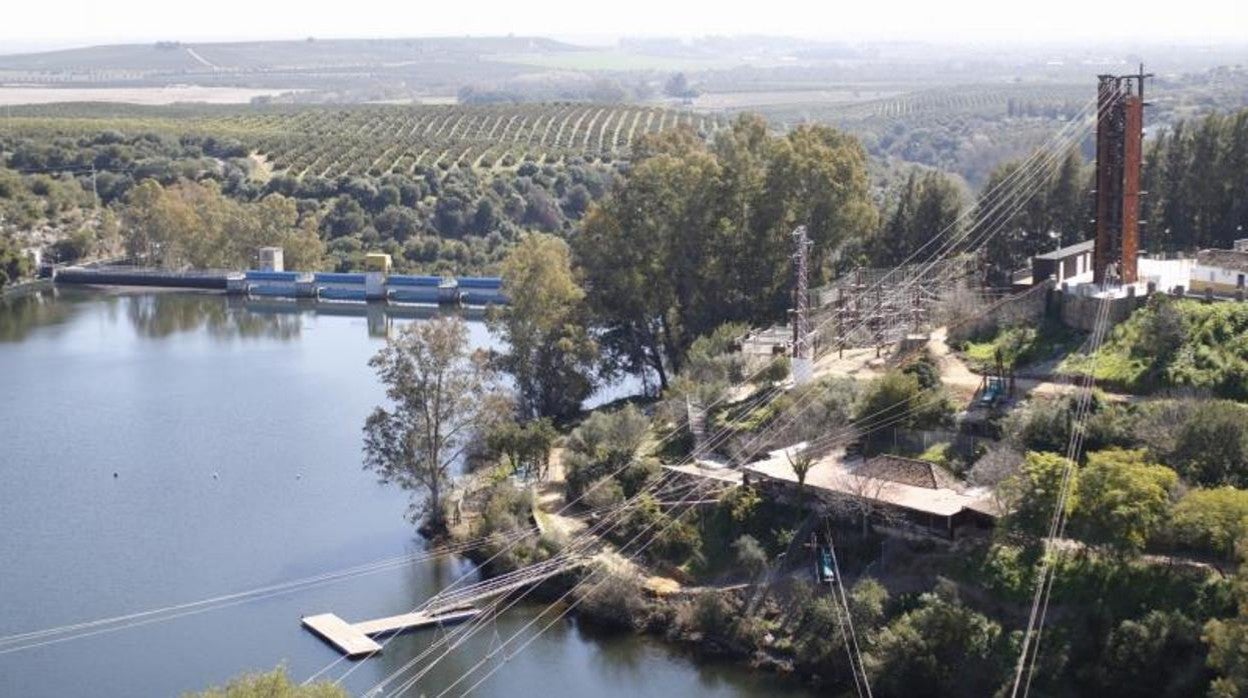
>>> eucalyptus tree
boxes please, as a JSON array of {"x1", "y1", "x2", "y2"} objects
[{"x1": 363, "y1": 316, "x2": 510, "y2": 533}]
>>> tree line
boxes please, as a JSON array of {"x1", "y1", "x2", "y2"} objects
[{"x1": 976, "y1": 107, "x2": 1248, "y2": 281}]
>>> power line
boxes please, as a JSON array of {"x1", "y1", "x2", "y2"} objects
[{"x1": 307, "y1": 96, "x2": 1110, "y2": 691}]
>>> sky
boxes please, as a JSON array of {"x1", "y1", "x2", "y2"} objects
[{"x1": 0, "y1": 0, "x2": 1244, "y2": 51}]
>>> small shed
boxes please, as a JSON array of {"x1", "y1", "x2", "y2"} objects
[
  {"x1": 1032, "y1": 240, "x2": 1093, "y2": 285},
  {"x1": 1190, "y1": 248, "x2": 1248, "y2": 296}
]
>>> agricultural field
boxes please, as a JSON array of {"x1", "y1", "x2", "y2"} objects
[{"x1": 2, "y1": 103, "x2": 725, "y2": 179}]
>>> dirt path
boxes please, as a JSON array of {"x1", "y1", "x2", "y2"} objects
[
  {"x1": 185, "y1": 47, "x2": 219, "y2": 70},
  {"x1": 927, "y1": 327, "x2": 1139, "y2": 403}
]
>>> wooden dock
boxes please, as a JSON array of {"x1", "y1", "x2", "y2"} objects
[
  {"x1": 301, "y1": 608, "x2": 481, "y2": 658},
  {"x1": 301, "y1": 613, "x2": 382, "y2": 658},
  {"x1": 354, "y1": 608, "x2": 480, "y2": 636}
]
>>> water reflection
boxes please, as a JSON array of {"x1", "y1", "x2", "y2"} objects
[
  {"x1": 0, "y1": 289, "x2": 74, "y2": 342},
  {"x1": 232, "y1": 297, "x2": 485, "y2": 340},
  {"x1": 124, "y1": 292, "x2": 303, "y2": 341},
  {"x1": 1, "y1": 286, "x2": 494, "y2": 343}
]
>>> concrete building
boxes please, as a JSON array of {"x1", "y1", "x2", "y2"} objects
[
  {"x1": 258, "y1": 246, "x2": 284, "y2": 272},
  {"x1": 1032, "y1": 240, "x2": 1094, "y2": 285},
  {"x1": 1190, "y1": 247, "x2": 1248, "y2": 297}
]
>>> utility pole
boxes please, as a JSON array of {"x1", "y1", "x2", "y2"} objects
[{"x1": 91, "y1": 163, "x2": 99, "y2": 210}]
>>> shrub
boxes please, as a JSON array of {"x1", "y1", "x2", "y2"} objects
[
  {"x1": 186, "y1": 667, "x2": 347, "y2": 697},
  {"x1": 1065, "y1": 299, "x2": 1248, "y2": 398},
  {"x1": 577, "y1": 567, "x2": 649, "y2": 631},
  {"x1": 1004, "y1": 398, "x2": 1071, "y2": 454},
  {"x1": 1167, "y1": 401, "x2": 1248, "y2": 488},
  {"x1": 732, "y1": 534, "x2": 768, "y2": 577},
  {"x1": 581, "y1": 476, "x2": 625, "y2": 512},
  {"x1": 563, "y1": 405, "x2": 651, "y2": 500},
  {"x1": 690, "y1": 592, "x2": 735, "y2": 640},
  {"x1": 1168, "y1": 487, "x2": 1248, "y2": 559},
  {"x1": 856, "y1": 369, "x2": 951, "y2": 452}
]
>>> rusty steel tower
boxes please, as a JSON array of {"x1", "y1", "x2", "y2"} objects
[{"x1": 1093, "y1": 67, "x2": 1151, "y2": 285}]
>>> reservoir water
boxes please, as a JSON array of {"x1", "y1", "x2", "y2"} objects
[{"x1": 0, "y1": 289, "x2": 809, "y2": 698}]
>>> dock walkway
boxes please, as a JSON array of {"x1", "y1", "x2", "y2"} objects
[
  {"x1": 303, "y1": 553, "x2": 588, "y2": 658},
  {"x1": 302, "y1": 608, "x2": 481, "y2": 658}
]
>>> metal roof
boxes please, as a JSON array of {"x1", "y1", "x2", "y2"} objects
[{"x1": 1034, "y1": 240, "x2": 1094, "y2": 261}]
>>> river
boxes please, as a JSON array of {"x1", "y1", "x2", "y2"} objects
[{"x1": 0, "y1": 288, "x2": 811, "y2": 698}]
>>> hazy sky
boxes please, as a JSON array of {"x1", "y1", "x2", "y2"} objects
[{"x1": 0, "y1": 0, "x2": 1244, "y2": 49}]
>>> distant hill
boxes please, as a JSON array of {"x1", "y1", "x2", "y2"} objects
[
  {"x1": 0, "y1": 37, "x2": 584, "y2": 96},
  {"x1": 0, "y1": 36, "x2": 578, "y2": 73}
]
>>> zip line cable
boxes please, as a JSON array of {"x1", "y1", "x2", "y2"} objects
[{"x1": 1011, "y1": 288, "x2": 1114, "y2": 698}]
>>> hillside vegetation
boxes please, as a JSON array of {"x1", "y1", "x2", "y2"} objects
[{"x1": 1063, "y1": 296, "x2": 1248, "y2": 399}]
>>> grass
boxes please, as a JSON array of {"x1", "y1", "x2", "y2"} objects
[{"x1": 957, "y1": 319, "x2": 1083, "y2": 373}]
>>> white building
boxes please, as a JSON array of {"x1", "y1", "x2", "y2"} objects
[{"x1": 1190, "y1": 248, "x2": 1248, "y2": 297}]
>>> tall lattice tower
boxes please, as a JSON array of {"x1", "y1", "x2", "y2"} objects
[
  {"x1": 791, "y1": 226, "x2": 814, "y2": 383},
  {"x1": 1093, "y1": 67, "x2": 1151, "y2": 285},
  {"x1": 791, "y1": 226, "x2": 812, "y2": 357}
]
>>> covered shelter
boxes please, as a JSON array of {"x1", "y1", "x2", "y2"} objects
[{"x1": 744, "y1": 448, "x2": 999, "y2": 539}]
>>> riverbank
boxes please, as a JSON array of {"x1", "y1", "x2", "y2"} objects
[
  {"x1": 444, "y1": 450, "x2": 829, "y2": 690},
  {"x1": 0, "y1": 277, "x2": 51, "y2": 300}
]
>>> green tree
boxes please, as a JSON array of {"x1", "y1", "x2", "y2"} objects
[
  {"x1": 183, "y1": 667, "x2": 346, "y2": 698},
  {"x1": 785, "y1": 448, "x2": 816, "y2": 518},
  {"x1": 1073, "y1": 448, "x2": 1178, "y2": 555},
  {"x1": 866, "y1": 591, "x2": 1005, "y2": 698},
  {"x1": 1098, "y1": 610, "x2": 1208, "y2": 698},
  {"x1": 873, "y1": 170, "x2": 963, "y2": 267},
  {"x1": 671, "y1": 322, "x2": 750, "y2": 406},
  {"x1": 977, "y1": 148, "x2": 1092, "y2": 281},
  {"x1": 1170, "y1": 402, "x2": 1248, "y2": 488},
  {"x1": 489, "y1": 233, "x2": 597, "y2": 421},
  {"x1": 1205, "y1": 553, "x2": 1248, "y2": 698},
  {"x1": 1000, "y1": 451, "x2": 1078, "y2": 541},
  {"x1": 486, "y1": 417, "x2": 557, "y2": 480},
  {"x1": 363, "y1": 317, "x2": 508, "y2": 532},
  {"x1": 578, "y1": 116, "x2": 875, "y2": 389},
  {"x1": 0, "y1": 233, "x2": 32, "y2": 288},
  {"x1": 854, "y1": 369, "x2": 950, "y2": 452},
  {"x1": 1169, "y1": 487, "x2": 1248, "y2": 559}
]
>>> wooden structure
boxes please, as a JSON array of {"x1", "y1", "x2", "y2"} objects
[{"x1": 302, "y1": 608, "x2": 481, "y2": 658}]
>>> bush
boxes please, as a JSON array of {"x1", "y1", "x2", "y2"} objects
[
  {"x1": 856, "y1": 370, "x2": 951, "y2": 452},
  {"x1": 1167, "y1": 401, "x2": 1248, "y2": 488},
  {"x1": 732, "y1": 534, "x2": 768, "y2": 577},
  {"x1": 186, "y1": 667, "x2": 346, "y2": 697},
  {"x1": 563, "y1": 405, "x2": 651, "y2": 500},
  {"x1": 1004, "y1": 398, "x2": 1071, "y2": 454},
  {"x1": 581, "y1": 476, "x2": 625, "y2": 512},
  {"x1": 1064, "y1": 298, "x2": 1248, "y2": 399},
  {"x1": 1168, "y1": 487, "x2": 1248, "y2": 559},
  {"x1": 690, "y1": 592, "x2": 735, "y2": 640},
  {"x1": 577, "y1": 567, "x2": 649, "y2": 631},
  {"x1": 757, "y1": 355, "x2": 791, "y2": 384}
]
